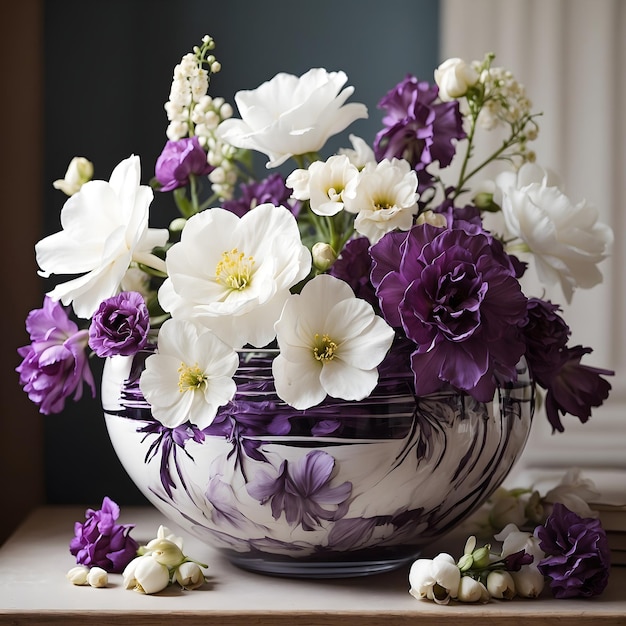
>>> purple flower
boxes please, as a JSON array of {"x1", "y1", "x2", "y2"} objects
[
  {"x1": 223, "y1": 173, "x2": 300, "y2": 217},
  {"x1": 246, "y1": 450, "x2": 352, "y2": 531},
  {"x1": 522, "y1": 298, "x2": 571, "y2": 386},
  {"x1": 16, "y1": 296, "x2": 95, "y2": 415},
  {"x1": 535, "y1": 502, "x2": 610, "y2": 598},
  {"x1": 543, "y1": 346, "x2": 613, "y2": 433},
  {"x1": 155, "y1": 136, "x2": 213, "y2": 192},
  {"x1": 374, "y1": 76, "x2": 465, "y2": 190},
  {"x1": 329, "y1": 236, "x2": 378, "y2": 307},
  {"x1": 69, "y1": 496, "x2": 139, "y2": 573},
  {"x1": 88, "y1": 291, "x2": 150, "y2": 357},
  {"x1": 370, "y1": 223, "x2": 528, "y2": 401}
]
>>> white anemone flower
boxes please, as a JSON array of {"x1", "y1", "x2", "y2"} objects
[
  {"x1": 496, "y1": 163, "x2": 613, "y2": 303},
  {"x1": 139, "y1": 318, "x2": 238, "y2": 429},
  {"x1": 215, "y1": 68, "x2": 368, "y2": 168},
  {"x1": 272, "y1": 274, "x2": 394, "y2": 410},
  {"x1": 343, "y1": 158, "x2": 418, "y2": 244},
  {"x1": 36, "y1": 155, "x2": 168, "y2": 319},
  {"x1": 159, "y1": 203, "x2": 311, "y2": 349},
  {"x1": 287, "y1": 154, "x2": 359, "y2": 216}
]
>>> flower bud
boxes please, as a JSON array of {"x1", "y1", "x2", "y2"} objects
[
  {"x1": 457, "y1": 553, "x2": 474, "y2": 572},
  {"x1": 145, "y1": 538, "x2": 185, "y2": 568},
  {"x1": 66, "y1": 565, "x2": 90, "y2": 585},
  {"x1": 486, "y1": 570, "x2": 516, "y2": 599},
  {"x1": 53, "y1": 157, "x2": 94, "y2": 196},
  {"x1": 312, "y1": 242, "x2": 337, "y2": 271},
  {"x1": 511, "y1": 566, "x2": 545, "y2": 598},
  {"x1": 471, "y1": 545, "x2": 491, "y2": 569},
  {"x1": 434, "y1": 57, "x2": 479, "y2": 101},
  {"x1": 175, "y1": 561, "x2": 206, "y2": 590},
  {"x1": 87, "y1": 566, "x2": 109, "y2": 588},
  {"x1": 457, "y1": 576, "x2": 490, "y2": 603}
]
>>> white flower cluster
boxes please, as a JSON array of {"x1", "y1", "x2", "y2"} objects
[
  {"x1": 472, "y1": 60, "x2": 533, "y2": 132},
  {"x1": 164, "y1": 35, "x2": 238, "y2": 199},
  {"x1": 409, "y1": 529, "x2": 546, "y2": 605},
  {"x1": 66, "y1": 565, "x2": 109, "y2": 588},
  {"x1": 123, "y1": 525, "x2": 207, "y2": 594}
]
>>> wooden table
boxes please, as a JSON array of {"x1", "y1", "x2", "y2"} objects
[{"x1": 0, "y1": 506, "x2": 624, "y2": 625}]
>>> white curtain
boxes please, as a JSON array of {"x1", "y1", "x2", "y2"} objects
[{"x1": 440, "y1": 0, "x2": 626, "y2": 468}]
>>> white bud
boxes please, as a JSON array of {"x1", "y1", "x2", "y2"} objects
[
  {"x1": 486, "y1": 570, "x2": 516, "y2": 599},
  {"x1": 312, "y1": 242, "x2": 337, "y2": 271},
  {"x1": 145, "y1": 538, "x2": 185, "y2": 568},
  {"x1": 175, "y1": 561, "x2": 206, "y2": 590},
  {"x1": 66, "y1": 565, "x2": 90, "y2": 585},
  {"x1": 434, "y1": 57, "x2": 479, "y2": 101},
  {"x1": 87, "y1": 567, "x2": 109, "y2": 588},
  {"x1": 53, "y1": 157, "x2": 94, "y2": 196},
  {"x1": 457, "y1": 576, "x2": 490, "y2": 603}
]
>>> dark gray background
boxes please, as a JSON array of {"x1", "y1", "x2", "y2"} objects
[{"x1": 43, "y1": 0, "x2": 440, "y2": 505}]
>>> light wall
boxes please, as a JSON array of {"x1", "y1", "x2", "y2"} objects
[{"x1": 440, "y1": 0, "x2": 626, "y2": 468}]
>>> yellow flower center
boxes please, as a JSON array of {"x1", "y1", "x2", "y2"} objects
[
  {"x1": 313, "y1": 333, "x2": 338, "y2": 362},
  {"x1": 373, "y1": 198, "x2": 393, "y2": 211},
  {"x1": 178, "y1": 362, "x2": 207, "y2": 393},
  {"x1": 215, "y1": 248, "x2": 255, "y2": 290}
]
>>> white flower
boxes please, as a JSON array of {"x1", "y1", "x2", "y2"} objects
[
  {"x1": 272, "y1": 274, "x2": 394, "y2": 410},
  {"x1": 86, "y1": 567, "x2": 109, "y2": 588},
  {"x1": 457, "y1": 576, "x2": 490, "y2": 603},
  {"x1": 123, "y1": 555, "x2": 170, "y2": 595},
  {"x1": 495, "y1": 523, "x2": 546, "y2": 598},
  {"x1": 151, "y1": 525, "x2": 185, "y2": 550},
  {"x1": 66, "y1": 565, "x2": 89, "y2": 585},
  {"x1": 144, "y1": 538, "x2": 185, "y2": 568},
  {"x1": 408, "y1": 553, "x2": 461, "y2": 605},
  {"x1": 486, "y1": 570, "x2": 516, "y2": 600},
  {"x1": 139, "y1": 318, "x2": 238, "y2": 429},
  {"x1": 175, "y1": 562, "x2": 206, "y2": 590},
  {"x1": 159, "y1": 203, "x2": 311, "y2": 348},
  {"x1": 287, "y1": 154, "x2": 359, "y2": 217},
  {"x1": 496, "y1": 162, "x2": 613, "y2": 302},
  {"x1": 434, "y1": 57, "x2": 479, "y2": 101},
  {"x1": 343, "y1": 158, "x2": 418, "y2": 244},
  {"x1": 53, "y1": 156, "x2": 94, "y2": 196},
  {"x1": 36, "y1": 155, "x2": 168, "y2": 319},
  {"x1": 215, "y1": 68, "x2": 368, "y2": 168},
  {"x1": 338, "y1": 134, "x2": 376, "y2": 169},
  {"x1": 543, "y1": 467, "x2": 601, "y2": 519}
]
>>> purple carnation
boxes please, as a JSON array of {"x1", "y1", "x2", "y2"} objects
[
  {"x1": 155, "y1": 136, "x2": 213, "y2": 192},
  {"x1": 69, "y1": 496, "x2": 139, "y2": 573},
  {"x1": 370, "y1": 223, "x2": 528, "y2": 401},
  {"x1": 543, "y1": 346, "x2": 613, "y2": 433},
  {"x1": 535, "y1": 502, "x2": 610, "y2": 598},
  {"x1": 522, "y1": 298, "x2": 571, "y2": 387},
  {"x1": 374, "y1": 76, "x2": 465, "y2": 190},
  {"x1": 16, "y1": 296, "x2": 95, "y2": 415},
  {"x1": 88, "y1": 291, "x2": 150, "y2": 357},
  {"x1": 223, "y1": 173, "x2": 301, "y2": 217}
]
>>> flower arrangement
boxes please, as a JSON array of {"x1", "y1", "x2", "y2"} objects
[{"x1": 17, "y1": 36, "x2": 613, "y2": 438}]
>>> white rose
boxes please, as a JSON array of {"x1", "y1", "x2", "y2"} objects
[
  {"x1": 215, "y1": 68, "x2": 368, "y2": 168},
  {"x1": 496, "y1": 163, "x2": 613, "y2": 302},
  {"x1": 434, "y1": 57, "x2": 479, "y2": 101}
]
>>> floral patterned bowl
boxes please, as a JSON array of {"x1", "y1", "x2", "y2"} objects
[{"x1": 103, "y1": 348, "x2": 534, "y2": 578}]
